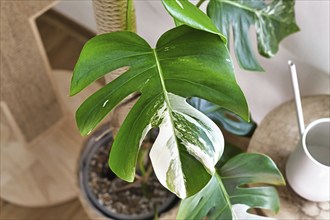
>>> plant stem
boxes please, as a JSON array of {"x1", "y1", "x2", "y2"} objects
[
  {"x1": 217, "y1": 174, "x2": 238, "y2": 219},
  {"x1": 140, "y1": 162, "x2": 153, "y2": 198},
  {"x1": 135, "y1": 174, "x2": 143, "y2": 180},
  {"x1": 142, "y1": 163, "x2": 153, "y2": 184},
  {"x1": 126, "y1": 0, "x2": 134, "y2": 32},
  {"x1": 154, "y1": 205, "x2": 159, "y2": 220},
  {"x1": 196, "y1": 0, "x2": 206, "y2": 8},
  {"x1": 112, "y1": 180, "x2": 141, "y2": 193}
]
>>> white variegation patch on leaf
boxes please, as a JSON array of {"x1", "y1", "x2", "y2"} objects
[{"x1": 150, "y1": 93, "x2": 224, "y2": 198}]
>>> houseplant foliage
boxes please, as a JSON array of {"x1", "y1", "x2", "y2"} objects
[
  {"x1": 177, "y1": 153, "x2": 284, "y2": 219},
  {"x1": 71, "y1": 25, "x2": 248, "y2": 198},
  {"x1": 163, "y1": 0, "x2": 299, "y2": 139},
  {"x1": 71, "y1": 0, "x2": 298, "y2": 219}
]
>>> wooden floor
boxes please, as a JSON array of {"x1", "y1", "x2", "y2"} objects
[
  {"x1": 1, "y1": 9, "x2": 94, "y2": 220},
  {"x1": 0, "y1": 199, "x2": 88, "y2": 220}
]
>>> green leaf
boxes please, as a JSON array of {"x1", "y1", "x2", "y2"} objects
[
  {"x1": 188, "y1": 97, "x2": 257, "y2": 137},
  {"x1": 71, "y1": 25, "x2": 248, "y2": 198},
  {"x1": 207, "y1": 0, "x2": 300, "y2": 71},
  {"x1": 177, "y1": 153, "x2": 285, "y2": 219},
  {"x1": 162, "y1": 0, "x2": 226, "y2": 42}
]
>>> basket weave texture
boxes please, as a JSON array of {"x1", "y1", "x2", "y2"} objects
[{"x1": 93, "y1": 0, "x2": 136, "y2": 34}]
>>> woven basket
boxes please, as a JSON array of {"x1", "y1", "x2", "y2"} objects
[{"x1": 93, "y1": 0, "x2": 136, "y2": 34}]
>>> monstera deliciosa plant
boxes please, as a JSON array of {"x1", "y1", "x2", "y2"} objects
[{"x1": 70, "y1": 0, "x2": 299, "y2": 219}]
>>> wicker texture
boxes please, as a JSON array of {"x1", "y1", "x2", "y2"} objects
[{"x1": 92, "y1": 0, "x2": 136, "y2": 34}]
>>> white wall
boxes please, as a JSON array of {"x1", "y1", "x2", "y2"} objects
[
  {"x1": 55, "y1": 0, "x2": 329, "y2": 123},
  {"x1": 54, "y1": 0, "x2": 97, "y2": 32}
]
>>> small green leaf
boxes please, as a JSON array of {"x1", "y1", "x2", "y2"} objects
[
  {"x1": 207, "y1": 0, "x2": 300, "y2": 71},
  {"x1": 162, "y1": 0, "x2": 226, "y2": 42},
  {"x1": 177, "y1": 153, "x2": 285, "y2": 219},
  {"x1": 71, "y1": 25, "x2": 248, "y2": 198}
]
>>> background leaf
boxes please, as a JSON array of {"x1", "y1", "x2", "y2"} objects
[
  {"x1": 71, "y1": 25, "x2": 248, "y2": 198},
  {"x1": 207, "y1": 0, "x2": 300, "y2": 71},
  {"x1": 188, "y1": 97, "x2": 257, "y2": 137},
  {"x1": 177, "y1": 153, "x2": 285, "y2": 219}
]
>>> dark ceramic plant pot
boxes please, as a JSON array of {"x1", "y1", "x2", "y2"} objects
[{"x1": 78, "y1": 124, "x2": 178, "y2": 220}]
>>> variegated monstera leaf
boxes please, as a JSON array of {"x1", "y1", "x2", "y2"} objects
[
  {"x1": 177, "y1": 153, "x2": 285, "y2": 219},
  {"x1": 70, "y1": 25, "x2": 248, "y2": 198},
  {"x1": 207, "y1": 0, "x2": 300, "y2": 71}
]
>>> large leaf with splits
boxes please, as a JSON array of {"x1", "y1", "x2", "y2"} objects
[
  {"x1": 207, "y1": 0, "x2": 300, "y2": 71},
  {"x1": 177, "y1": 153, "x2": 285, "y2": 219},
  {"x1": 70, "y1": 25, "x2": 248, "y2": 198}
]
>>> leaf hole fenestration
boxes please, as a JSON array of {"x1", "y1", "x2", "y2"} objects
[
  {"x1": 137, "y1": 128, "x2": 159, "y2": 174},
  {"x1": 105, "y1": 66, "x2": 130, "y2": 84},
  {"x1": 239, "y1": 183, "x2": 274, "y2": 188}
]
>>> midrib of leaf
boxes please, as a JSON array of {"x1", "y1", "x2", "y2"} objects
[
  {"x1": 217, "y1": 174, "x2": 238, "y2": 219},
  {"x1": 152, "y1": 48, "x2": 183, "y2": 163},
  {"x1": 218, "y1": 0, "x2": 284, "y2": 23},
  {"x1": 153, "y1": 49, "x2": 188, "y2": 192}
]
